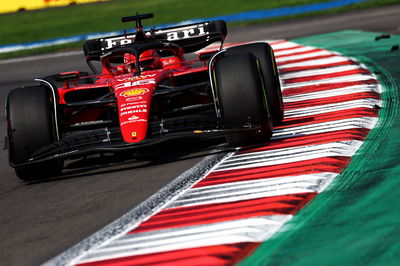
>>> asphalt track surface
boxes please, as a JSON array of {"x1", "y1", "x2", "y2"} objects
[{"x1": 1, "y1": 4, "x2": 399, "y2": 266}]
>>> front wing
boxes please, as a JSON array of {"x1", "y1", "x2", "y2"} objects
[{"x1": 10, "y1": 124, "x2": 262, "y2": 168}]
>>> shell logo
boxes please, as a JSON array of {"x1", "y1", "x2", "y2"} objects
[{"x1": 120, "y1": 88, "x2": 149, "y2": 97}]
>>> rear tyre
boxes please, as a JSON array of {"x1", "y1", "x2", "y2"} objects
[
  {"x1": 213, "y1": 53, "x2": 273, "y2": 147},
  {"x1": 226, "y1": 42, "x2": 283, "y2": 125},
  {"x1": 6, "y1": 85, "x2": 63, "y2": 181}
]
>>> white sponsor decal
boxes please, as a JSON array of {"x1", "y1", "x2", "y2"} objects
[
  {"x1": 121, "y1": 102, "x2": 147, "y2": 107},
  {"x1": 120, "y1": 105, "x2": 147, "y2": 112},
  {"x1": 116, "y1": 74, "x2": 156, "y2": 82},
  {"x1": 103, "y1": 25, "x2": 207, "y2": 49},
  {"x1": 128, "y1": 115, "x2": 140, "y2": 120},
  {"x1": 104, "y1": 34, "x2": 136, "y2": 50},
  {"x1": 121, "y1": 119, "x2": 147, "y2": 126},
  {"x1": 120, "y1": 109, "x2": 147, "y2": 116},
  {"x1": 157, "y1": 26, "x2": 207, "y2": 41},
  {"x1": 124, "y1": 96, "x2": 143, "y2": 102},
  {"x1": 128, "y1": 115, "x2": 147, "y2": 122},
  {"x1": 116, "y1": 80, "x2": 156, "y2": 91}
]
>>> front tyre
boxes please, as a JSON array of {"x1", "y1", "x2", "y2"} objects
[
  {"x1": 6, "y1": 85, "x2": 63, "y2": 181},
  {"x1": 213, "y1": 53, "x2": 273, "y2": 147},
  {"x1": 226, "y1": 42, "x2": 283, "y2": 125}
]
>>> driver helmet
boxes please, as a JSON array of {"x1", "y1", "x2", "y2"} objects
[{"x1": 123, "y1": 50, "x2": 162, "y2": 72}]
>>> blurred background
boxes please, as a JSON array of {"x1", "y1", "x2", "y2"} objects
[{"x1": 1, "y1": 0, "x2": 399, "y2": 58}]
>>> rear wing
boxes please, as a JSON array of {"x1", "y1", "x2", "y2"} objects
[{"x1": 83, "y1": 20, "x2": 227, "y2": 61}]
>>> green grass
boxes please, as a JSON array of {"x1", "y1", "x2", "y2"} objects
[
  {"x1": 1, "y1": 0, "x2": 399, "y2": 58},
  {"x1": 1, "y1": 0, "x2": 321, "y2": 44}
]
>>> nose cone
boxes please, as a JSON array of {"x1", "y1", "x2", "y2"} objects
[{"x1": 116, "y1": 87, "x2": 152, "y2": 143}]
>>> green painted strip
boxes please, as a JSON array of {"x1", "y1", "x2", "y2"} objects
[{"x1": 240, "y1": 31, "x2": 400, "y2": 265}]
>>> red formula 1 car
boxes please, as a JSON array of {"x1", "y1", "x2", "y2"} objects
[{"x1": 5, "y1": 13, "x2": 283, "y2": 180}]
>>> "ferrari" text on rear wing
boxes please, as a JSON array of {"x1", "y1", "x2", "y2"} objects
[{"x1": 83, "y1": 20, "x2": 227, "y2": 60}]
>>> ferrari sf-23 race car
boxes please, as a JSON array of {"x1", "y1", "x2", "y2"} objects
[{"x1": 5, "y1": 13, "x2": 283, "y2": 181}]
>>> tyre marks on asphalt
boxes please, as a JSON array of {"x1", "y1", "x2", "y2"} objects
[{"x1": 49, "y1": 41, "x2": 382, "y2": 265}]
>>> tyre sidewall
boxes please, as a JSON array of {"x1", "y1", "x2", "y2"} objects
[
  {"x1": 6, "y1": 85, "x2": 63, "y2": 180},
  {"x1": 213, "y1": 53, "x2": 273, "y2": 146},
  {"x1": 226, "y1": 42, "x2": 283, "y2": 125}
]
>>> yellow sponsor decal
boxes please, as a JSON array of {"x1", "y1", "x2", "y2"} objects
[
  {"x1": 120, "y1": 88, "x2": 149, "y2": 97},
  {"x1": 1, "y1": 0, "x2": 107, "y2": 14}
]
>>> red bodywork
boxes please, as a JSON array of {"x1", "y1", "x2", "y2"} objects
[{"x1": 57, "y1": 51, "x2": 210, "y2": 144}]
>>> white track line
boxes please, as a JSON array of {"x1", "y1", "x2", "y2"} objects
[
  {"x1": 276, "y1": 50, "x2": 335, "y2": 62},
  {"x1": 77, "y1": 215, "x2": 292, "y2": 263},
  {"x1": 168, "y1": 173, "x2": 338, "y2": 208},
  {"x1": 281, "y1": 74, "x2": 376, "y2": 89},
  {"x1": 213, "y1": 141, "x2": 362, "y2": 172},
  {"x1": 280, "y1": 64, "x2": 364, "y2": 79},
  {"x1": 279, "y1": 55, "x2": 353, "y2": 69},
  {"x1": 284, "y1": 99, "x2": 380, "y2": 118},
  {"x1": 283, "y1": 84, "x2": 380, "y2": 103}
]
